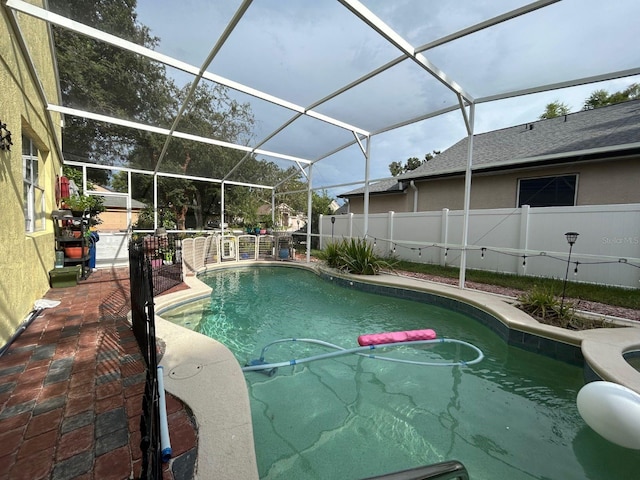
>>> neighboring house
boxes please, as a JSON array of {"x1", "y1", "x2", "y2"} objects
[
  {"x1": 91, "y1": 185, "x2": 146, "y2": 232},
  {"x1": 340, "y1": 100, "x2": 640, "y2": 213},
  {"x1": 1, "y1": 4, "x2": 64, "y2": 344},
  {"x1": 257, "y1": 203, "x2": 306, "y2": 231}
]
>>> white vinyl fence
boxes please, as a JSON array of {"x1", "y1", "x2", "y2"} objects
[{"x1": 320, "y1": 204, "x2": 640, "y2": 288}]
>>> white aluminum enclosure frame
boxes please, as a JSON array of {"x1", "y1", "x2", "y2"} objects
[{"x1": 5, "y1": 0, "x2": 640, "y2": 288}]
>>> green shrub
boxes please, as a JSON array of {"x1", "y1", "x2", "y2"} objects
[
  {"x1": 317, "y1": 241, "x2": 342, "y2": 269},
  {"x1": 317, "y1": 238, "x2": 395, "y2": 275},
  {"x1": 517, "y1": 284, "x2": 573, "y2": 327}
]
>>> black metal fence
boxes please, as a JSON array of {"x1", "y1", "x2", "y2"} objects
[
  {"x1": 129, "y1": 240, "x2": 162, "y2": 479},
  {"x1": 141, "y1": 234, "x2": 183, "y2": 296}
]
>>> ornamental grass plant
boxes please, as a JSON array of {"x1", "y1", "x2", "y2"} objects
[{"x1": 317, "y1": 238, "x2": 396, "y2": 275}]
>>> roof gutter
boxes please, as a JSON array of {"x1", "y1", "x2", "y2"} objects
[{"x1": 471, "y1": 142, "x2": 640, "y2": 172}]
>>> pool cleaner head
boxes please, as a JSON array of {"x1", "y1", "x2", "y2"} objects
[{"x1": 246, "y1": 358, "x2": 278, "y2": 377}]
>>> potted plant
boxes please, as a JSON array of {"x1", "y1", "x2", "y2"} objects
[{"x1": 61, "y1": 194, "x2": 105, "y2": 219}]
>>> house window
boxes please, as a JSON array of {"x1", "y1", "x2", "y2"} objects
[
  {"x1": 517, "y1": 175, "x2": 577, "y2": 207},
  {"x1": 23, "y1": 135, "x2": 45, "y2": 232}
]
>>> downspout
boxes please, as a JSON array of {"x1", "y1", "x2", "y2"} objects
[{"x1": 409, "y1": 180, "x2": 418, "y2": 212}]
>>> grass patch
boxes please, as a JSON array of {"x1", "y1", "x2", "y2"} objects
[{"x1": 392, "y1": 260, "x2": 639, "y2": 310}]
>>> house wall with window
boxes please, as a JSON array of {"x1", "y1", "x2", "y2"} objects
[
  {"x1": 0, "y1": 4, "x2": 63, "y2": 344},
  {"x1": 346, "y1": 156, "x2": 640, "y2": 214}
]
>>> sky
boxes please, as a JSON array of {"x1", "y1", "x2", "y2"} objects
[{"x1": 133, "y1": 0, "x2": 640, "y2": 199}]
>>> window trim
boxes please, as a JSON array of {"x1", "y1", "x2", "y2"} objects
[
  {"x1": 22, "y1": 135, "x2": 45, "y2": 233},
  {"x1": 516, "y1": 173, "x2": 578, "y2": 208}
]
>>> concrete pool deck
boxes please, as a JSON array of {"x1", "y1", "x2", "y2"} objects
[{"x1": 154, "y1": 261, "x2": 640, "y2": 479}]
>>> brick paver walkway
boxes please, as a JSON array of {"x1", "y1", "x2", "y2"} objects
[{"x1": 0, "y1": 268, "x2": 197, "y2": 479}]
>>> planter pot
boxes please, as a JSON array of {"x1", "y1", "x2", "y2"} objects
[{"x1": 64, "y1": 246, "x2": 89, "y2": 259}]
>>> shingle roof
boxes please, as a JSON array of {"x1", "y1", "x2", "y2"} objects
[
  {"x1": 403, "y1": 99, "x2": 640, "y2": 179},
  {"x1": 340, "y1": 178, "x2": 405, "y2": 197},
  {"x1": 103, "y1": 196, "x2": 146, "y2": 209},
  {"x1": 340, "y1": 100, "x2": 640, "y2": 197}
]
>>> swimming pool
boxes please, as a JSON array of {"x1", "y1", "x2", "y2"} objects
[{"x1": 162, "y1": 266, "x2": 639, "y2": 479}]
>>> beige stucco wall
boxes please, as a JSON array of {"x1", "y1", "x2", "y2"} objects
[
  {"x1": 0, "y1": 2, "x2": 63, "y2": 344},
  {"x1": 347, "y1": 192, "x2": 411, "y2": 214},
  {"x1": 348, "y1": 157, "x2": 640, "y2": 214}
]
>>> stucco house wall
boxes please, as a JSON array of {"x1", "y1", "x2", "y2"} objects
[
  {"x1": 365, "y1": 193, "x2": 412, "y2": 214},
  {"x1": 348, "y1": 155, "x2": 640, "y2": 214},
  {"x1": 0, "y1": 3, "x2": 63, "y2": 344},
  {"x1": 408, "y1": 156, "x2": 640, "y2": 212}
]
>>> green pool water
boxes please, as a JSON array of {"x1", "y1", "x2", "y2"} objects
[{"x1": 162, "y1": 266, "x2": 639, "y2": 480}]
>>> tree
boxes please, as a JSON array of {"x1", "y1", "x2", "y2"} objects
[
  {"x1": 49, "y1": 0, "x2": 178, "y2": 167},
  {"x1": 389, "y1": 161, "x2": 404, "y2": 177},
  {"x1": 405, "y1": 157, "x2": 423, "y2": 171},
  {"x1": 51, "y1": 0, "x2": 338, "y2": 230},
  {"x1": 539, "y1": 101, "x2": 570, "y2": 119},
  {"x1": 583, "y1": 83, "x2": 639, "y2": 110},
  {"x1": 388, "y1": 151, "x2": 440, "y2": 176}
]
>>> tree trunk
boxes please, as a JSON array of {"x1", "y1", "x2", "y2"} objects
[
  {"x1": 176, "y1": 205, "x2": 188, "y2": 230},
  {"x1": 193, "y1": 189, "x2": 203, "y2": 229}
]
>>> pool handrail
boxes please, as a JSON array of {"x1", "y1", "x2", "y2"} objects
[{"x1": 359, "y1": 460, "x2": 470, "y2": 480}]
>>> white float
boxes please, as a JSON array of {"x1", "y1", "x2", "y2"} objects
[{"x1": 577, "y1": 381, "x2": 640, "y2": 449}]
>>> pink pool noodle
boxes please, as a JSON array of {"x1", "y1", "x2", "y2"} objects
[{"x1": 357, "y1": 329, "x2": 437, "y2": 346}]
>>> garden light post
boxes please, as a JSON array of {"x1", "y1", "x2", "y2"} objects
[
  {"x1": 331, "y1": 216, "x2": 335, "y2": 239},
  {"x1": 560, "y1": 232, "x2": 579, "y2": 312}
]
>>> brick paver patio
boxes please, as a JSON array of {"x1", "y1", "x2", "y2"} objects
[{"x1": 0, "y1": 268, "x2": 197, "y2": 479}]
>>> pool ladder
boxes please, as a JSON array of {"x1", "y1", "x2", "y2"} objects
[{"x1": 361, "y1": 460, "x2": 469, "y2": 480}]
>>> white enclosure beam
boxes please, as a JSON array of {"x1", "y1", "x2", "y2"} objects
[
  {"x1": 6, "y1": 0, "x2": 369, "y2": 138},
  {"x1": 459, "y1": 103, "x2": 476, "y2": 289},
  {"x1": 154, "y1": 0, "x2": 254, "y2": 174},
  {"x1": 4, "y1": 4, "x2": 65, "y2": 167},
  {"x1": 415, "y1": 1, "x2": 560, "y2": 53},
  {"x1": 353, "y1": 132, "x2": 367, "y2": 157},
  {"x1": 363, "y1": 136, "x2": 371, "y2": 236},
  {"x1": 476, "y1": 68, "x2": 640, "y2": 104},
  {"x1": 271, "y1": 191, "x2": 276, "y2": 229},
  {"x1": 306, "y1": 164, "x2": 313, "y2": 263},
  {"x1": 47, "y1": 105, "x2": 312, "y2": 166},
  {"x1": 153, "y1": 175, "x2": 158, "y2": 229},
  {"x1": 457, "y1": 95, "x2": 473, "y2": 136},
  {"x1": 220, "y1": 182, "x2": 226, "y2": 236},
  {"x1": 338, "y1": 0, "x2": 474, "y2": 103}
]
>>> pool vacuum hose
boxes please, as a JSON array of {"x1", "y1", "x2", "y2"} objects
[{"x1": 242, "y1": 337, "x2": 484, "y2": 375}]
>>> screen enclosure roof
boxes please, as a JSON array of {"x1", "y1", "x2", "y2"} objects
[{"x1": 6, "y1": 0, "x2": 640, "y2": 194}]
